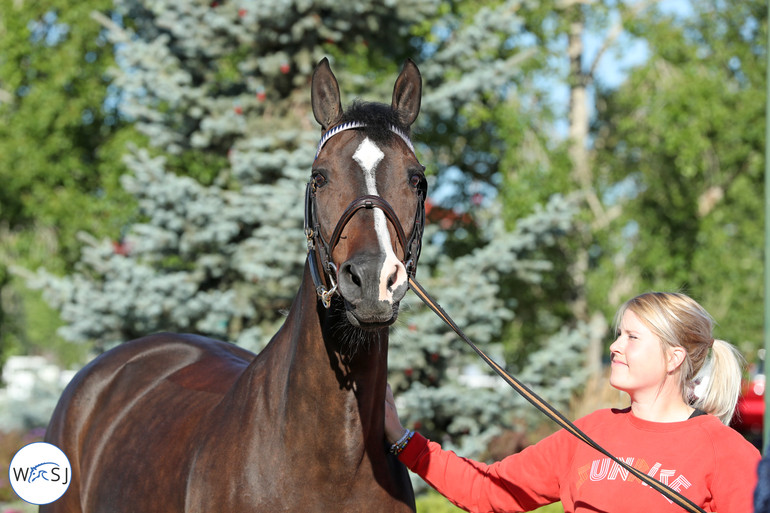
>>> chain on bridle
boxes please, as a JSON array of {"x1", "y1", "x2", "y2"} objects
[{"x1": 304, "y1": 122, "x2": 425, "y2": 308}]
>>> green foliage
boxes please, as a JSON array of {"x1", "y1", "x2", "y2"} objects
[
  {"x1": 0, "y1": 1, "x2": 138, "y2": 265},
  {"x1": 0, "y1": 265, "x2": 13, "y2": 372},
  {"x1": 0, "y1": 0, "x2": 140, "y2": 367},
  {"x1": 497, "y1": 96, "x2": 572, "y2": 227},
  {"x1": 591, "y1": 0, "x2": 767, "y2": 353}
]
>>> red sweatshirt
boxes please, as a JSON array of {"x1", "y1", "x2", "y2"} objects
[{"x1": 399, "y1": 408, "x2": 759, "y2": 513}]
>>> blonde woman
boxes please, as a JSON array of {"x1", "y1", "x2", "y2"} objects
[{"x1": 385, "y1": 292, "x2": 760, "y2": 513}]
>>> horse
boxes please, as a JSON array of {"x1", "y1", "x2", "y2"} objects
[{"x1": 40, "y1": 57, "x2": 426, "y2": 513}]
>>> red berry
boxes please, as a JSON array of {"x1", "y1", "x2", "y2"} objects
[
  {"x1": 256, "y1": 91, "x2": 266, "y2": 101},
  {"x1": 280, "y1": 63, "x2": 290, "y2": 74},
  {"x1": 238, "y1": 8, "x2": 247, "y2": 17},
  {"x1": 234, "y1": 105, "x2": 243, "y2": 115},
  {"x1": 112, "y1": 240, "x2": 130, "y2": 256}
]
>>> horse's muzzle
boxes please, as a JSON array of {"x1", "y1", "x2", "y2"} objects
[
  {"x1": 344, "y1": 300, "x2": 400, "y2": 329},
  {"x1": 338, "y1": 253, "x2": 408, "y2": 328}
]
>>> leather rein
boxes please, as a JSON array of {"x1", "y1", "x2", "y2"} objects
[
  {"x1": 304, "y1": 123, "x2": 705, "y2": 513},
  {"x1": 408, "y1": 278, "x2": 706, "y2": 513}
]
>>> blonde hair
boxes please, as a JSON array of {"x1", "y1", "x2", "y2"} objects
[{"x1": 614, "y1": 292, "x2": 745, "y2": 425}]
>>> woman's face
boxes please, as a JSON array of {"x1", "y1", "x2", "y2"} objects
[{"x1": 609, "y1": 309, "x2": 669, "y2": 397}]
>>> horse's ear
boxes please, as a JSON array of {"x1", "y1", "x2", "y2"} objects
[
  {"x1": 391, "y1": 59, "x2": 421, "y2": 128},
  {"x1": 311, "y1": 58, "x2": 343, "y2": 131}
]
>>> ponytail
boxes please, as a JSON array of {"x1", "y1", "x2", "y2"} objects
[{"x1": 691, "y1": 339, "x2": 745, "y2": 425}]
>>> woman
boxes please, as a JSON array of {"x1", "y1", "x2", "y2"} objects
[{"x1": 385, "y1": 292, "x2": 760, "y2": 513}]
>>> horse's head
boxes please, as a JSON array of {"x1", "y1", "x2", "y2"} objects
[
  {"x1": 29, "y1": 462, "x2": 57, "y2": 483},
  {"x1": 306, "y1": 58, "x2": 426, "y2": 330}
]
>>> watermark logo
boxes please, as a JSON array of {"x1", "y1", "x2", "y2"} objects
[{"x1": 8, "y1": 442, "x2": 71, "y2": 505}]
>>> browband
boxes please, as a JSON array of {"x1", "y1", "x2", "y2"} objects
[{"x1": 315, "y1": 121, "x2": 415, "y2": 160}]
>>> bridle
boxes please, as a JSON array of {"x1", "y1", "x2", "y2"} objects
[{"x1": 304, "y1": 122, "x2": 425, "y2": 308}]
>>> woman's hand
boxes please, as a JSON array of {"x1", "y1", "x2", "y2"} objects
[{"x1": 385, "y1": 383, "x2": 407, "y2": 444}]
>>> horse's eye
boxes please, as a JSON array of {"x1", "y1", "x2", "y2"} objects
[
  {"x1": 312, "y1": 173, "x2": 327, "y2": 188},
  {"x1": 409, "y1": 173, "x2": 423, "y2": 189}
]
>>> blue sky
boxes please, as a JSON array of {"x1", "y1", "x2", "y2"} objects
[
  {"x1": 588, "y1": 0, "x2": 693, "y2": 89},
  {"x1": 432, "y1": 0, "x2": 696, "y2": 207}
]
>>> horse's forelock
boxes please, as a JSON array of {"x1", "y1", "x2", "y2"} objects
[{"x1": 338, "y1": 101, "x2": 408, "y2": 143}]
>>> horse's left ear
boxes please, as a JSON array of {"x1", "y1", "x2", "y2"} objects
[{"x1": 391, "y1": 59, "x2": 421, "y2": 128}]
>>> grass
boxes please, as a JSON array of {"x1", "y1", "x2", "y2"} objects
[{"x1": 416, "y1": 489, "x2": 564, "y2": 512}]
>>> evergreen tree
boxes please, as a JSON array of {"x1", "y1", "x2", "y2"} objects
[{"x1": 27, "y1": 0, "x2": 591, "y2": 463}]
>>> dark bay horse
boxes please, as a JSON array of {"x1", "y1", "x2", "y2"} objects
[{"x1": 41, "y1": 58, "x2": 425, "y2": 513}]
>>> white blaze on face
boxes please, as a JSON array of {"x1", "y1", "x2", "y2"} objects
[{"x1": 352, "y1": 137, "x2": 407, "y2": 301}]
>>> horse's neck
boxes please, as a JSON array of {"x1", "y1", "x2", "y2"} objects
[{"x1": 245, "y1": 266, "x2": 390, "y2": 454}]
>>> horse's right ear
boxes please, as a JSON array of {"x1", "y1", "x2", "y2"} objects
[{"x1": 311, "y1": 58, "x2": 343, "y2": 131}]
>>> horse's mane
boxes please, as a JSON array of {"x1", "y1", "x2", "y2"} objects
[{"x1": 338, "y1": 101, "x2": 410, "y2": 142}]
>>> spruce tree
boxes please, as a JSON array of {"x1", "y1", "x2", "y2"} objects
[{"x1": 28, "y1": 0, "x2": 592, "y2": 461}]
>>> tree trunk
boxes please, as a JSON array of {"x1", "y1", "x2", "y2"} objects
[{"x1": 566, "y1": 6, "x2": 602, "y2": 376}]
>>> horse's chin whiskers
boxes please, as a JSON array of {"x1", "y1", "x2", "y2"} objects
[
  {"x1": 335, "y1": 323, "x2": 372, "y2": 360},
  {"x1": 325, "y1": 301, "x2": 375, "y2": 359}
]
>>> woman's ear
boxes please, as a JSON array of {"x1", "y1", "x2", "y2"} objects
[{"x1": 667, "y1": 346, "x2": 687, "y2": 374}]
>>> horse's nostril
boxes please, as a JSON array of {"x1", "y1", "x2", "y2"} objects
[
  {"x1": 345, "y1": 264, "x2": 362, "y2": 287},
  {"x1": 387, "y1": 270, "x2": 397, "y2": 290}
]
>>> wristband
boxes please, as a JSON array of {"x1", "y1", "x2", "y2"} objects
[{"x1": 389, "y1": 429, "x2": 414, "y2": 455}]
